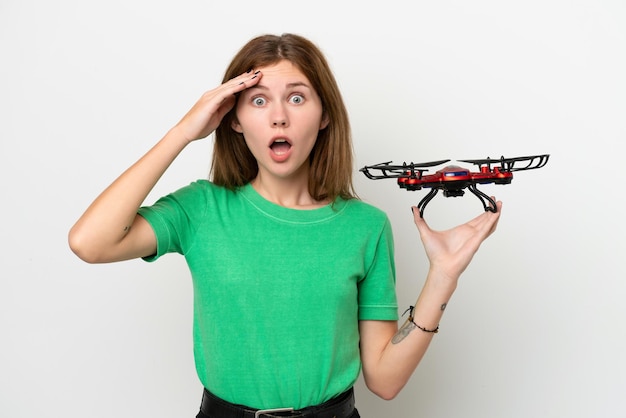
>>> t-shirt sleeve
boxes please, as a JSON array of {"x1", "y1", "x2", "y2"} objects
[
  {"x1": 357, "y1": 216, "x2": 399, "y2": 321},
  {"x1": 137, "y1": 181, "x2": 207, "y2": 262}
]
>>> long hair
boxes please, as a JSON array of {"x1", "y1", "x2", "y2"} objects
[{"x1": 211, "y1": 33, "x2": 356, "y2": 201}]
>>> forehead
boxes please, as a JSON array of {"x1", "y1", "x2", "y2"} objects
[{"x1": 255, "y1": 60, "x2": 311, "y2": 87}]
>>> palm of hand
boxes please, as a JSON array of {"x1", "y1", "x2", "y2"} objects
[{"x1": 413, "y1": 202, "x2": 502, "y2": 282}]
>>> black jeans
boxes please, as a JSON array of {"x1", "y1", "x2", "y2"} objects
[{"x1": 196, "y1": 409, "x2": 360, "y2": 418}]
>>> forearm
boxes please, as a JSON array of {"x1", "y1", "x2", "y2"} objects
[
  {"x1": 362, "y1": 202, "x2": 501, "y2": 399},
  {"x1": 361, "y1": 268, "x2": 456, "y2": 399},
  {"x1": 68, "y1": 127, "x2": 189, "y2": 262}
]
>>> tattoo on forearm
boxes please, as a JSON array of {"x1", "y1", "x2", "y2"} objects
[
  {"x1": 441, "y1": 303, "x2": 447, "y2": 311},
  {"x1": 392, "y1": 321, "x2": 416, "y2": 344}
]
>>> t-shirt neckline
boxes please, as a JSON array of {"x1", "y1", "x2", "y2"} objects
[{"x1": 239, "y1": 183, "x2": 349, "y2": 224}]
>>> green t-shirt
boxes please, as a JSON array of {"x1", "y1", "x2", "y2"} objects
[{"x1": 138, "y1": 181, "x2": 398, "y2": 409}]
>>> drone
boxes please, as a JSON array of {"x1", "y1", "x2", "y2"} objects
[{"x1": 360, "y1": 154, "x2": 549, "y2": 217}]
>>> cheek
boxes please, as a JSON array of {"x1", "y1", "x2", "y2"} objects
[
  {"x1": 240, "y1": 131, "x2": 264, "y2": 155},
  {"x1": 234, "y1": 107, "x2": 265, "y2": 133},
  {"x1": 303, "y1": 113, "x2": 326, "y2": 137}
]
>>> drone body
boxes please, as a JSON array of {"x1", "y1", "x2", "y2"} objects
[{"x1": 360, "y1": 154, "x2": 549, "y2": 217}]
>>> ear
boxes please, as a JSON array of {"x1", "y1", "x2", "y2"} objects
[
  {"x1": 319, "y1": 112, "x2": 330, "y2": 130},
  {"x1": 231, "y1": 118, "x2": 243, "y2": 133},
  {"x1": 230, "y1": 118, "x2": 243, "y2": 134}
]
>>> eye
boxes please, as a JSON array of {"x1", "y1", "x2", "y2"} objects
[
  {"x1": 289, "y1": 94, "x2": 304, "y2": 105},
  {"x1": 252, "y1": 96, "x2": 266, "y2": 106}
]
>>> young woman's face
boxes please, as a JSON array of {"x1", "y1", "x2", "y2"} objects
[{"x1": 232, "y1": 60, "x2": 328, "y2": 184}]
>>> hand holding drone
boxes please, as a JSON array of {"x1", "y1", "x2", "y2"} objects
[{"x1": 360, "y1": 154, "x2": 549, "y2": 217}]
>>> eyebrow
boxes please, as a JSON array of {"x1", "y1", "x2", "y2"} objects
[
  {"x1": 249, "y1": 81, "x2": 312, "y2": 91},
  {"x1": 286, "y1": 81, "x2": 310, "y2": 89}
]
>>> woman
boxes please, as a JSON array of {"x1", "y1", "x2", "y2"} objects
[{"x1": 69, "y1": 33, "x2": 501, "y2": 418}]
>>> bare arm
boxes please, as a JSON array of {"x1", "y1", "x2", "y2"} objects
[
  {"x1": 68, "y1": 130, "x2": 189, "y2": 263},
  {"x1": 360, "y1": 202, "x2": 502, "y2": 400},
  {"x1": 68, "y1": 70, "x2": 262, "y2": 263}
]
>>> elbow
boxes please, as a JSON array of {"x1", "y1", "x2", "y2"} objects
[
  {"x1": 371, "y1": 387, "x2": 401, "y2": 401},
  {"x1": 362, "y1": 365, "x2": 409, "y2": 400},
  {"x1": 68, "y1": 226, "x2": 104, "y2": 264},
  {"x1": 364, "y1": 380, "x2": 403, "y2": 401}
]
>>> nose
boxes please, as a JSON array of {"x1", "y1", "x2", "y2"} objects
[
  {"x1": 272, "y1": 119, "x2": 287, "y2": 127},
  {"x1": 271, "y1": 104, "x2": 288, "y2": 127}
]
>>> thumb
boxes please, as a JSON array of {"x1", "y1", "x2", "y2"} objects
[{"x1": 411, "y1": 206, "x2": 430, "y2": 236}]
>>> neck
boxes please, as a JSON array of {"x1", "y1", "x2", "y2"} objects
[{"x1": 251, "y1": 172, "x2": 328, "y2": 209}]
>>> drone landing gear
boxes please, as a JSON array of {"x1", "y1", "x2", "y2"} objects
[
  {"x1": 416, "y1": 185, "x2": 497, "y2": 218},
  {"x1": 417, "y1": 189, "x2": 439, "y2": 218},
  {"x1": 468, "y1": 184, "x2": 497, "y2": 214}
]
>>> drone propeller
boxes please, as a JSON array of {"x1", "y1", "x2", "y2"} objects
[
  {"x1": 401, "y1": 159, "x2": 451, "y2": 168},
  {"x1": 359, "y1": 159, "x2": 451, "y2": 180},
  {"x1": 457, "y1": 154, "x2": 549, "y2": 172}
]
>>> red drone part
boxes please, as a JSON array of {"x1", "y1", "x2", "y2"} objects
[{"x1": 360, "y1": 154, "x2": 549, "y2": 217}]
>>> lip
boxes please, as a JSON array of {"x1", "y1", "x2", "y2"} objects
[
  {"x1": 268, "y1": 136, "x2": 293, "y2": 162},
  {"x1": 267, "y1": 135, "x2": 292, "y2": 147}
]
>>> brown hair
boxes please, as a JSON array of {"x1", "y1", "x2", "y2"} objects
[{"x1": 211, "y1": 33, "x2": 356, "y2": 201}]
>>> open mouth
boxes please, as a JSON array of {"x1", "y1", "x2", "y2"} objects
[{"x1": 270, "y1": 139, "x2": 292, "y2": 156}]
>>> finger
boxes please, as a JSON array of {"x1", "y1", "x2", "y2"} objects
[
  {"x1": 202, "y1": 70, "x2": 262, "y2": 109},
  {"x1": 201, "y1": 71, "x2": 262, "y2": 112},
  {"x1": 469, "y1": 197, "x2": 501, "y2": 225},
  {"x1": 230, "y1": 69, "x2": 262, "y2": 94},
  {"x1": 476, "y1": 199, "x2": 502, "y2": 237},
  {"x1": 488, "y1": 200, "x2": 503, "y2": 234},
  {"x1": 411, "y1": 206, "x2": 431, "y2": 236}
]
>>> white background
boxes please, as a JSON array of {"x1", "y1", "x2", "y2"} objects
[{"x1": 1, "y1": 1, "x2": 625, "y2": 417}]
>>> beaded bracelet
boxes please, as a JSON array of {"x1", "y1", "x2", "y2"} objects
[{"x1": 403, "y1": 305, "x2": 439, "y2": 334}]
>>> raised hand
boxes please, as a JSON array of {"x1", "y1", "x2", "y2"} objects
[
  {"x1": 411, "y1": 199, "x2": 502, "y2": 284},
  {"x1": 173, "y1": 69, "x2": 262, "y2": 143}
]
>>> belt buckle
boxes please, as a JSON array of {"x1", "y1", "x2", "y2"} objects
[{"x1": 254, "y1": 407, "x2": 295, "y2": 418}]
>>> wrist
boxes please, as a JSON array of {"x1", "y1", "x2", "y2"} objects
[
  {"x1": 425, "y1": 266, "x2": 458, "y2": 295},
  {"x1": 166, "y1": 125, "x2": 195, "y2": 148},
  {"x1": 403, "y1": 305, "x2": 439, "y2": 334}
]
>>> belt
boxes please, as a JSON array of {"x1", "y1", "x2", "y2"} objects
[{"x1": 200, "y1": 387, "x2": 355, "y2": 418}]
